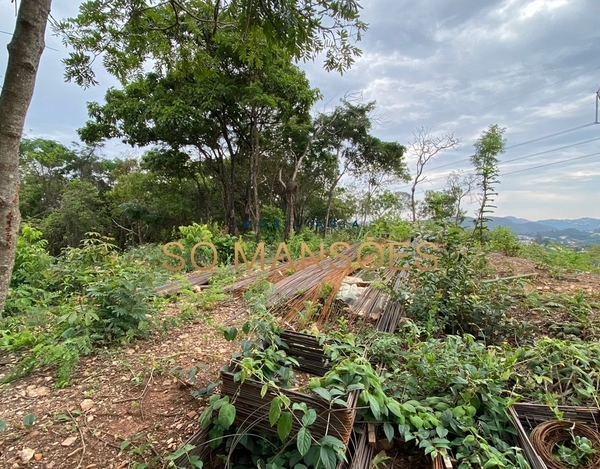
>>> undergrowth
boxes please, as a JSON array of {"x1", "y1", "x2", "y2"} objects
[{"x1": 1, "y1": 227, "x2": 168, "y2": 387}]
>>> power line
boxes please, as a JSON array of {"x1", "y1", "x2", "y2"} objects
[
  {"x1": 500, "y1": 136, "x2": 600, "y2": 167},
  {"x1": 417, "y1": 149, "x2": 600, "y2": 195},
  {"x1": 501, "y1": 151, "x2": 600, "y2": 176},
  {"x1": 509, "y1": 101, "x2": 591, "y2": 128},
  {"x1": 400, "y1": 122, "x2": 600, "y2": 189},
  {"x1": 507, "y1": 122, "x2": 596, "y2": 150},
  {"x1": 0, "y1": 29, "x2": 59, "y2": 51},
  {"x1": 424, "y1": 122, "x2": 598, "y2": 174}
]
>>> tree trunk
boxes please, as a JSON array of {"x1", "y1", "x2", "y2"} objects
[
  {"x1": 410, "y1": 184, "x2": 417, "y2": 223},
  {"x1": 250, "y1": 109, "x2": 261, "y2": 243},
  {"x1": 0, "y1": 0, "x2": 52, "y2": 317},
  {"x1": 324, "y1": 163, "x2": 348, "y2": 233},
  {"x1": 283, "y1": 180, "x2": 298, "y2": 240}
]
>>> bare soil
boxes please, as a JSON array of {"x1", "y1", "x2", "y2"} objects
[
  {"x1": 0, "y1": 301, "x2": 246, "y2": 469},
  {"x1": 486, "y1": 253, "x2": 600, "y2": 340}
]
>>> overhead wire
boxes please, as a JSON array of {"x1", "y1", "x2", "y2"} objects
[
  {"x1": 399, "y1": 122, "x2": 600, "y2": 189},
  {"x1": 421, "y1": 122, "x2": 598, "y2": 174},
  {"x1": 0, "y1": 29, "x2": 59, "y2": 51},
  {"x1": 417, "y1": 151, "x2": 600, "y2": 195},
  {"x1": 501, "y1": 151, "x2": 600, "y2": 177},
  {"x1": 410, "y1": 136, "x2": 600, "y2": 194}
]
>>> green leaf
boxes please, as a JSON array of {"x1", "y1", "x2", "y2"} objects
[
  {"x1": 367, "y1": 393, "x2": 382, "y2": 419},
  {"x1": 23, "y1": 414, "x2": 35, "y2": 428},
  {"x1": 320, "y1": 445, "x2": 337, "y2": 469},
  {"x1": 199, "y1": 406, "x2": 213, "y2": 429},
  {"x1": 120, "y1": 440, "x2": 131, "y2": 450},
  {"x1": 312, "y1": 387, "x2": 331, "y2": 401},
  {"x1": 401, "y1": 402, "x2": 416, "y2": 413},
  {"x1": 383, "y1": 422, "x2": 394, "y2": 442},
  {"x1": 436, "y1": 426, "x2": 449, "y2": 438},
  {"x1": 302, "y1": 409, "x2": 317, "y2": 426},
  {"x1": 319, "y1": 435, "x2": 345, "y2": 449},
  {"x1": 223, "y1": 327, "x2": 238, "y2": 341},
  {"x1": 277, "y1": 412, "x2": 293, "y2": 442},
  {"x1": 269, "y1": 397, "x2": 282, "y2": 427},
  {"x1": 261, "y1": 384, "x2": 269, "y2": 398},
  {"x1": 297, "y1": 427, "x2": 312, "y2": 456},
  {"x1": 408, "y1": 415, "x2": 423, "y2": 430},
  {"x1": 217, "y1": 403, "x2": 236, "y2": 429},
  {"x1": 0, "y1": 420, "x2": 6, "y2": 432}
]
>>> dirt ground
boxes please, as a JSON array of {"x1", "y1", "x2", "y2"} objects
[
  {"x1": 486, "y1": 253, "x2": 600, "y2": 340},
  {"x1": 1, "y1": 254, "x2": 599, "y2": 468},
  {"x1": 0, "y1": 301, "x2": 246, "y2": 469}
]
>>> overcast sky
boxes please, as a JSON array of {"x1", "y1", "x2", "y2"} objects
[{"x1": 2, "y1": 0, "x2": 600, "y2": 220}]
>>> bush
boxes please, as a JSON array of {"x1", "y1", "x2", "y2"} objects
[
  {"x1": 2, "y1": 232, "x2": 166, "y2": 386},
  {"x1": 522, "y1": 242, "x2": 599, "y2": 273},
  {"x1": 390, "y1": 227, "x2": 515, "y2": 340},
  {"x1": 487, "y1": 226, "x2": 522, "y2": 256},
  {"x1": 10, "y1": 224, "x2": 53, "y2": 289}
]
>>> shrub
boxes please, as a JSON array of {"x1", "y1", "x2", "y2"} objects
[{"x1": 487, "y1": 226, "x2": 522, "y2": 256}]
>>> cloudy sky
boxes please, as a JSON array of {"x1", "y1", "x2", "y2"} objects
[{"x1": 2, "y1": 0, "x2": 600, "y2": 220}]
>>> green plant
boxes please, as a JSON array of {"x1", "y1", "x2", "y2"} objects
[
  {"x1": 23, "y1": 413, "x2": 36, "y2": 428},
  {"x1": 487, "y1": 226, "x2": 522, "y2": 256},
  {"x1": 554, "y1": 431, "x2": 597, "y2": 467},
  {"x1": 389, "y1": 227, "x2": 515, "y2": 340},
  {"x1": 522, "y1": 242, "x2": 600, "y2": 275},
  {"x1": 2, "y1": 231, "x2": 166, "y2": 386}
]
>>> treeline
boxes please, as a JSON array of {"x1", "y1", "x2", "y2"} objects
[{"x1": 17, "y1": 127, "x2": 407, "y2": 254}]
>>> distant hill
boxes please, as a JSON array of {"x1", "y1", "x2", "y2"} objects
[
  {"x1": 460, "y1": 216, "x2": 600, "y2": 246},
  {"x1": 464, "y1": 217, "x2": 555, "y2": 235},
  {"x1": 537, "y1": 218, "x2": 600, "y2": 231},
  {"x1": 504, "y1": 216, "x2": 533, "y2": 225}
]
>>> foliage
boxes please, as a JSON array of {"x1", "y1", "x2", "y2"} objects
[
  {"x1": 2, "y1": 231, "x2": 167, "y2": 386},
  {"x1": 9, "y1": 224, "x2": 53, "y2": 289},
  {"x1": 522, "y1": 242, "x2": 600, "y2": 274},
  {"x1": 554, "y1": 431, "x2": 596, "y2": 467},
  {"x1": 487, "y1": 226, "x2": 523, "y2": 257},
  {"x1": 56, "y1": 0, "x2": 367, "y2": 88},
  {"x1": 471, "y1": 125, "x2": 506, "y2": 244},
  {"x1": 389, "y1": 226, "x2": 515, "y2": 339}
]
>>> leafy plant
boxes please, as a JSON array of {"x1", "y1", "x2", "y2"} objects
[{"x1": 554, "y1": 431, "x2": 597, "y2": 468}]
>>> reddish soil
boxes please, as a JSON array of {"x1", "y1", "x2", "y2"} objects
[
  {"x1": 0, "y1": 301, "x2": 246, "y2": 469},
  {"x1": 486, "y1": 253, "x2": 600, "y2": 341}
]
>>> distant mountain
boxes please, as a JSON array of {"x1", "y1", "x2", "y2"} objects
[
  {"x1": 537, "y1": 218, "x2": 600, "y2": 231},
  {"x1": 460, "y1": 216, "x2": 600, "y2": 246},
  {"x1": 488, "y1": 218, "x2": 556, "y2": 234},
  {"x1": 504, "y1": 216, "x2": 532, "y2": 225},
  {"x1": 464, "y1": 217, "x2": 556, "y2": 235}
]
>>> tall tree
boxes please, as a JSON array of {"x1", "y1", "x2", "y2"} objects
[
  {"x1": 0, "y1": 0, "x2": 53, "y2": 316},
  {"x1": 471, "y1": 124, "x2": 506, "y2": 243},
  {"x1": 54, "y1": 0, "x2": 366, "y2": 89},
  {"x1": 407, "y1": 127, "x2": 460, "y2": 222}
]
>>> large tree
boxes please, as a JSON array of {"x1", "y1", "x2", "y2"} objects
[
  {"x1": 79, "y1": 43, "x2": 317, "y2": 235},
  {"x1": 55, "y1": 0, "x2": 366, "y2": 88},
  {"x1": 0, "y1": 0, "x2": 53, "y2": 316}
]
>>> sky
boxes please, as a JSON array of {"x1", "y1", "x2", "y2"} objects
[{"x1": 1, "y1": 0, "x2": 600, "y2": 221}]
